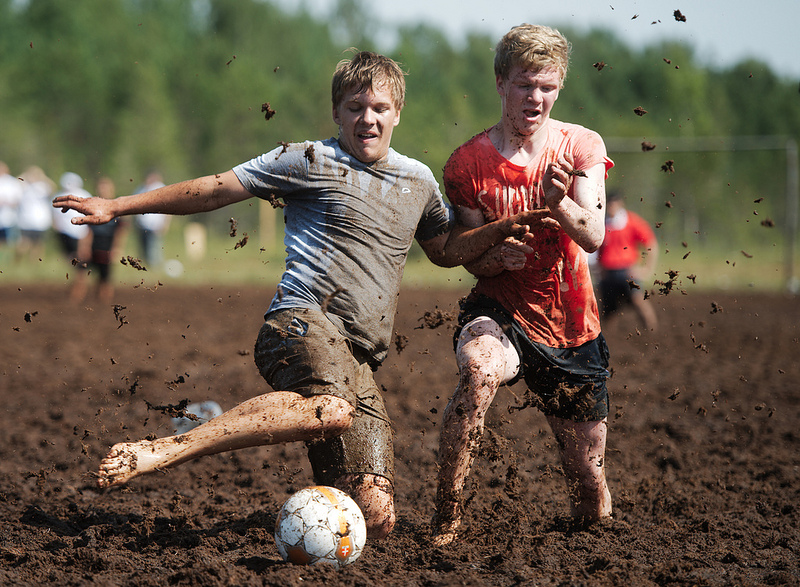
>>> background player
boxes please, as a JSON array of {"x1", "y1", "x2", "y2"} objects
[{"x1": 595, "y1": 190, "x2": 659, "y2": 331}]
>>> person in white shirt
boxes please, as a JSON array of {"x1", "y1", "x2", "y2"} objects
[
  {"x1": 134, "y1": 170, "x2": 169, "y2": 268},
  {"x1": 52, "y1": 172, "x2": 91, "y2": 262},
  {"x1": 0, "y1": 161, "x2": 24, "y2": 258},
  {"x1": 16, "y1": 166, "x2": 56, "y2": 262}
]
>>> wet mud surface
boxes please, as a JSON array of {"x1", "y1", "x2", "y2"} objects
[{"x1": 1, "y1": 284, "x2": 798, "y2": 585}]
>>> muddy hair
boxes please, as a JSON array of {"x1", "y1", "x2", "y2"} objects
[
  {"x1": 494, "y1": 24, "x2": 571, "y2": 86},
  {"x1": 331, "y1": 50, "x2": 406, "y2": 111}
]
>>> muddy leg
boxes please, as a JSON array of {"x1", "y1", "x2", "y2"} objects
[
  {"x1": 631, "y1": 294, "x2": 658, "y2": 332},
  {"x1": 547, "y1": 416, "x2": 612, "y2": 524},
  {"x1": 432, "y1": 317, "x2": 519, "y2": 546},
  {"x1": 336, "y1": 474, "x2": 395, "y2": 539},
  {"x1": 97, "y1": 392, "x2": 353, "y2": 488}
]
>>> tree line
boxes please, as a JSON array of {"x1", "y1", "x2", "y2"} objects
[{"x1": 1, "y1": 0, "x2": 798, "y2": 250}]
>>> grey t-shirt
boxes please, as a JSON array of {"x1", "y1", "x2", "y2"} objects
[{"x1": 234, "y1": 138, "x2": 454, "y2": 363}]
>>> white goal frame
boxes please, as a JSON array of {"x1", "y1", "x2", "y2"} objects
[{"x1": 604, "y1": 136, "x2": 799, "y2": 292}]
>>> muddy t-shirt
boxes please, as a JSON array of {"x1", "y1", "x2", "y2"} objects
[
  {"x1": 234, "y1": 138, "x2": 454, "y2": 363},
  {"x1": 444, "y1": 121, "x2": 613, "y2": 348}
]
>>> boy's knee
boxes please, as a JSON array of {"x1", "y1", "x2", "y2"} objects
[
  {"x1": 458, "y1": 358, "x2": 504, "y2": 391},
  {"x1": 457, "y1": 338, "x2": 510, "y2": 388},
  {"x1": 314, "y1": 395, "x2": 355, "y2": 435}
]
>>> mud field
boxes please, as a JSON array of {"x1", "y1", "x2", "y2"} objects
[{"x1": 1, "y1": 282, "x2": 799, "y2": 586}]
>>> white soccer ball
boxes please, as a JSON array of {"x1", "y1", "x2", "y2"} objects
[{"x1": 274, "y1": 486, "x2": 367, "y2": 567}]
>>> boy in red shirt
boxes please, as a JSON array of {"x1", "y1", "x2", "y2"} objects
[
  {"x1": 596, "y1": 190, "x2": 659, "y2": 331},
  {"x1": 432, "y1": 24, "x2": 614, "y2": 545}
]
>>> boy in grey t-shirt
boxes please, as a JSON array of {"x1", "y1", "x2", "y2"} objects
[
  {"x1": 233, "y1": 136, "x2": 453, "y2": 364},
  {"x1": 53, "y1": 51, "x2": 540, "y2": 539}
]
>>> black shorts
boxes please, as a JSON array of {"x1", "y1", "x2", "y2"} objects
[
  {"x1": 57, "y1": 233, "x2": 80, "y2": 258},
  {"x1": 456, "y1": 295, "x2": 610, "y2": 422},
  {"x1": 254, "y1": 308, "x2": 394, "y2": 485},
  {"x1": 90, "y1": 250, "x2": 113, "y2": 282},
  {"x1": 599, "y1": 268, "x2": 642, "y2": 315}
]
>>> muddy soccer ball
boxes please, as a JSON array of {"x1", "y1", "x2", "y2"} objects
[{"x1": 274, "y1": 486, "x2": 367, "y2": 567}]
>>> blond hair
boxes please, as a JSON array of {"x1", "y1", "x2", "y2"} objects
[
  {"x1": 494, "y1": 24, "x2": 571, "y2": 85},
  {"x1": 331, "y1": 50, "x2": 406, "y2": 111}
]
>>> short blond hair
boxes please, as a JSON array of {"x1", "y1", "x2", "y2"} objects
[
  {"x1": 494, "y1": 24, "x2": 571, "y2": 85},
  {"x1": 331, "y1": 50, "x2": 406, "y2": 111}
]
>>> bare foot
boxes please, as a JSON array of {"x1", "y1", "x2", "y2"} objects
[
  {"x1": 571, "y1": 508, "x2": 613, "y2": 530},
  {"x1": 97, "y1": 440, "x2": 169, "y2": 488},
  {"x1": 431, "y1": 526, "x2": 459, "y2": 547},
  {"x1": 431, "y1": 500, "x2": 461, "y2": 547}
]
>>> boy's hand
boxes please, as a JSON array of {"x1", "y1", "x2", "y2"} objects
[
  {"x1": 53, "y1": 195, "x2": 116, "y2": 225},
  {"x1": 496, "y1": 237, "x2": 533, "y2": 271},
  {"x1": 543, "y1": 152, "x2": 578, "y2": 209},
  {"x1": 499, "y1": 208, "x2": 559, "y2": 241}
]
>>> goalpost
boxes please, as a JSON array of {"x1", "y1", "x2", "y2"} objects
[{"x1": 604, "y1": 136, "x2": 799, "y2": 292}]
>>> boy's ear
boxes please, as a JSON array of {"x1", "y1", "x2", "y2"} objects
[{"x1": 495, "y1": 74, "x2": 506, "y2": 96}]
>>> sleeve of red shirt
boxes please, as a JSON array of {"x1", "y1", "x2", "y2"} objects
[
  {"x1": 443, "y1": 145, "x2": 480, "y2": 210},
  {"x1": 570, "y1": 127, "x2": 615, "y2": 179}
]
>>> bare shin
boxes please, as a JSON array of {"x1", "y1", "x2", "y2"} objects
[{"x1": 547, "y1": 416, "x2": 612, "y2": 523}]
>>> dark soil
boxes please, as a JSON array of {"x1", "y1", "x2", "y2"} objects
[{"x1": 2, "y1": 283, "x2": 799, "y2": 586}]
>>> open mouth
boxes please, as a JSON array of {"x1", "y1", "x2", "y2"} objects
[{"x1": 357, "y1": 131, "x2": 378, "y2": 142}]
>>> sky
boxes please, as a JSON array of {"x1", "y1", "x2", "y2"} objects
[{"x1": 276, "y1": 0, "x2": 800, "y2": 80}]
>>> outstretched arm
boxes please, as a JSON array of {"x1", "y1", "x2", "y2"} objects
[
  {"x1": 419, "y1": 209, "x2": 544, "y2": 268},
  {"x1": 52, "y1": 170, "x2": 252, "y2": 225}
]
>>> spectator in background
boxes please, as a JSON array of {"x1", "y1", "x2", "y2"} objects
[
  {"x1": 0, "y1": 161, "x2": 23, "y2": 261},
  {"x1": 134, "y1": 170, "x2": 169, "y2": 269},
  {"x1": 595, "y1": 190, "x2": 658, "y2": 331},
  {"x1": 16, "y1": 165, "x2": 56, "y2": 262},
  {"x1": 72, "y1": 177, "x2": 127, "y2": 304},
  {"x1": 52, "y1": 172, "x2": 91, "y2": 268}
]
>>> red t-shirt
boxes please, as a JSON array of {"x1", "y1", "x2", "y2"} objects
[
  {"x1": 597, "y1": 210, "x2": 656, "y2": 270},
  {"x1": 444, "y1": 121, "x2": 614, "y2": 348}
]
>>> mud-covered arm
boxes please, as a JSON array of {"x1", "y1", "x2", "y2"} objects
[
  {"x1": 542, "y1": 153, "x2": 606, "y2": 253},
  {"x1": 418, "y1": 209, "x2": 542, "y2": 268},
  {"x1": 52, "y1": 170, "x2": 252, "y2": 225},
  {"x1": 460, "y1": 206, "x2": 559, "y2": 277}
]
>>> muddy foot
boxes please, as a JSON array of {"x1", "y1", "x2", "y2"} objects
[
  {"x1": 97, "y1": 441, "x2": 164, "y2": 488},
  {"x1": 431, "y1": 500, "x2": 461, "y2": 547},
  {"x1": 431, "y1": 526, "x2": 459, "y2": 547}
]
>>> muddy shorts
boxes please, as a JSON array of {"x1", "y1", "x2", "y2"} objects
[
  {"x1": 254, "y1": 308, "x2": 394, "y2": 485},
  {"x1": 456, "y1": 295, "x2": 610, "y2": 422}
]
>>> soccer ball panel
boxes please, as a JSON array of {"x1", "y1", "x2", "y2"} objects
[
  {"x1": 277, "y1": 511, "x2": 306, "y2": 545},
  {"x1": 304, "y1": 525, "x2": 337, "y2": 559},
  {"x1": 285, "y1": 545, "x2": 314, "y2": 565},
  {"x1": 301, "y1": 500, "x2": 332, "y2": 526}
]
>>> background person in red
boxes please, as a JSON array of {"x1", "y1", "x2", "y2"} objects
[
  {"x1": 596, "y1": 190, "x2": 659, "y2": 331},
  {"x1": 432, "y1": 24, "x2": 614, "y2": 546}
]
